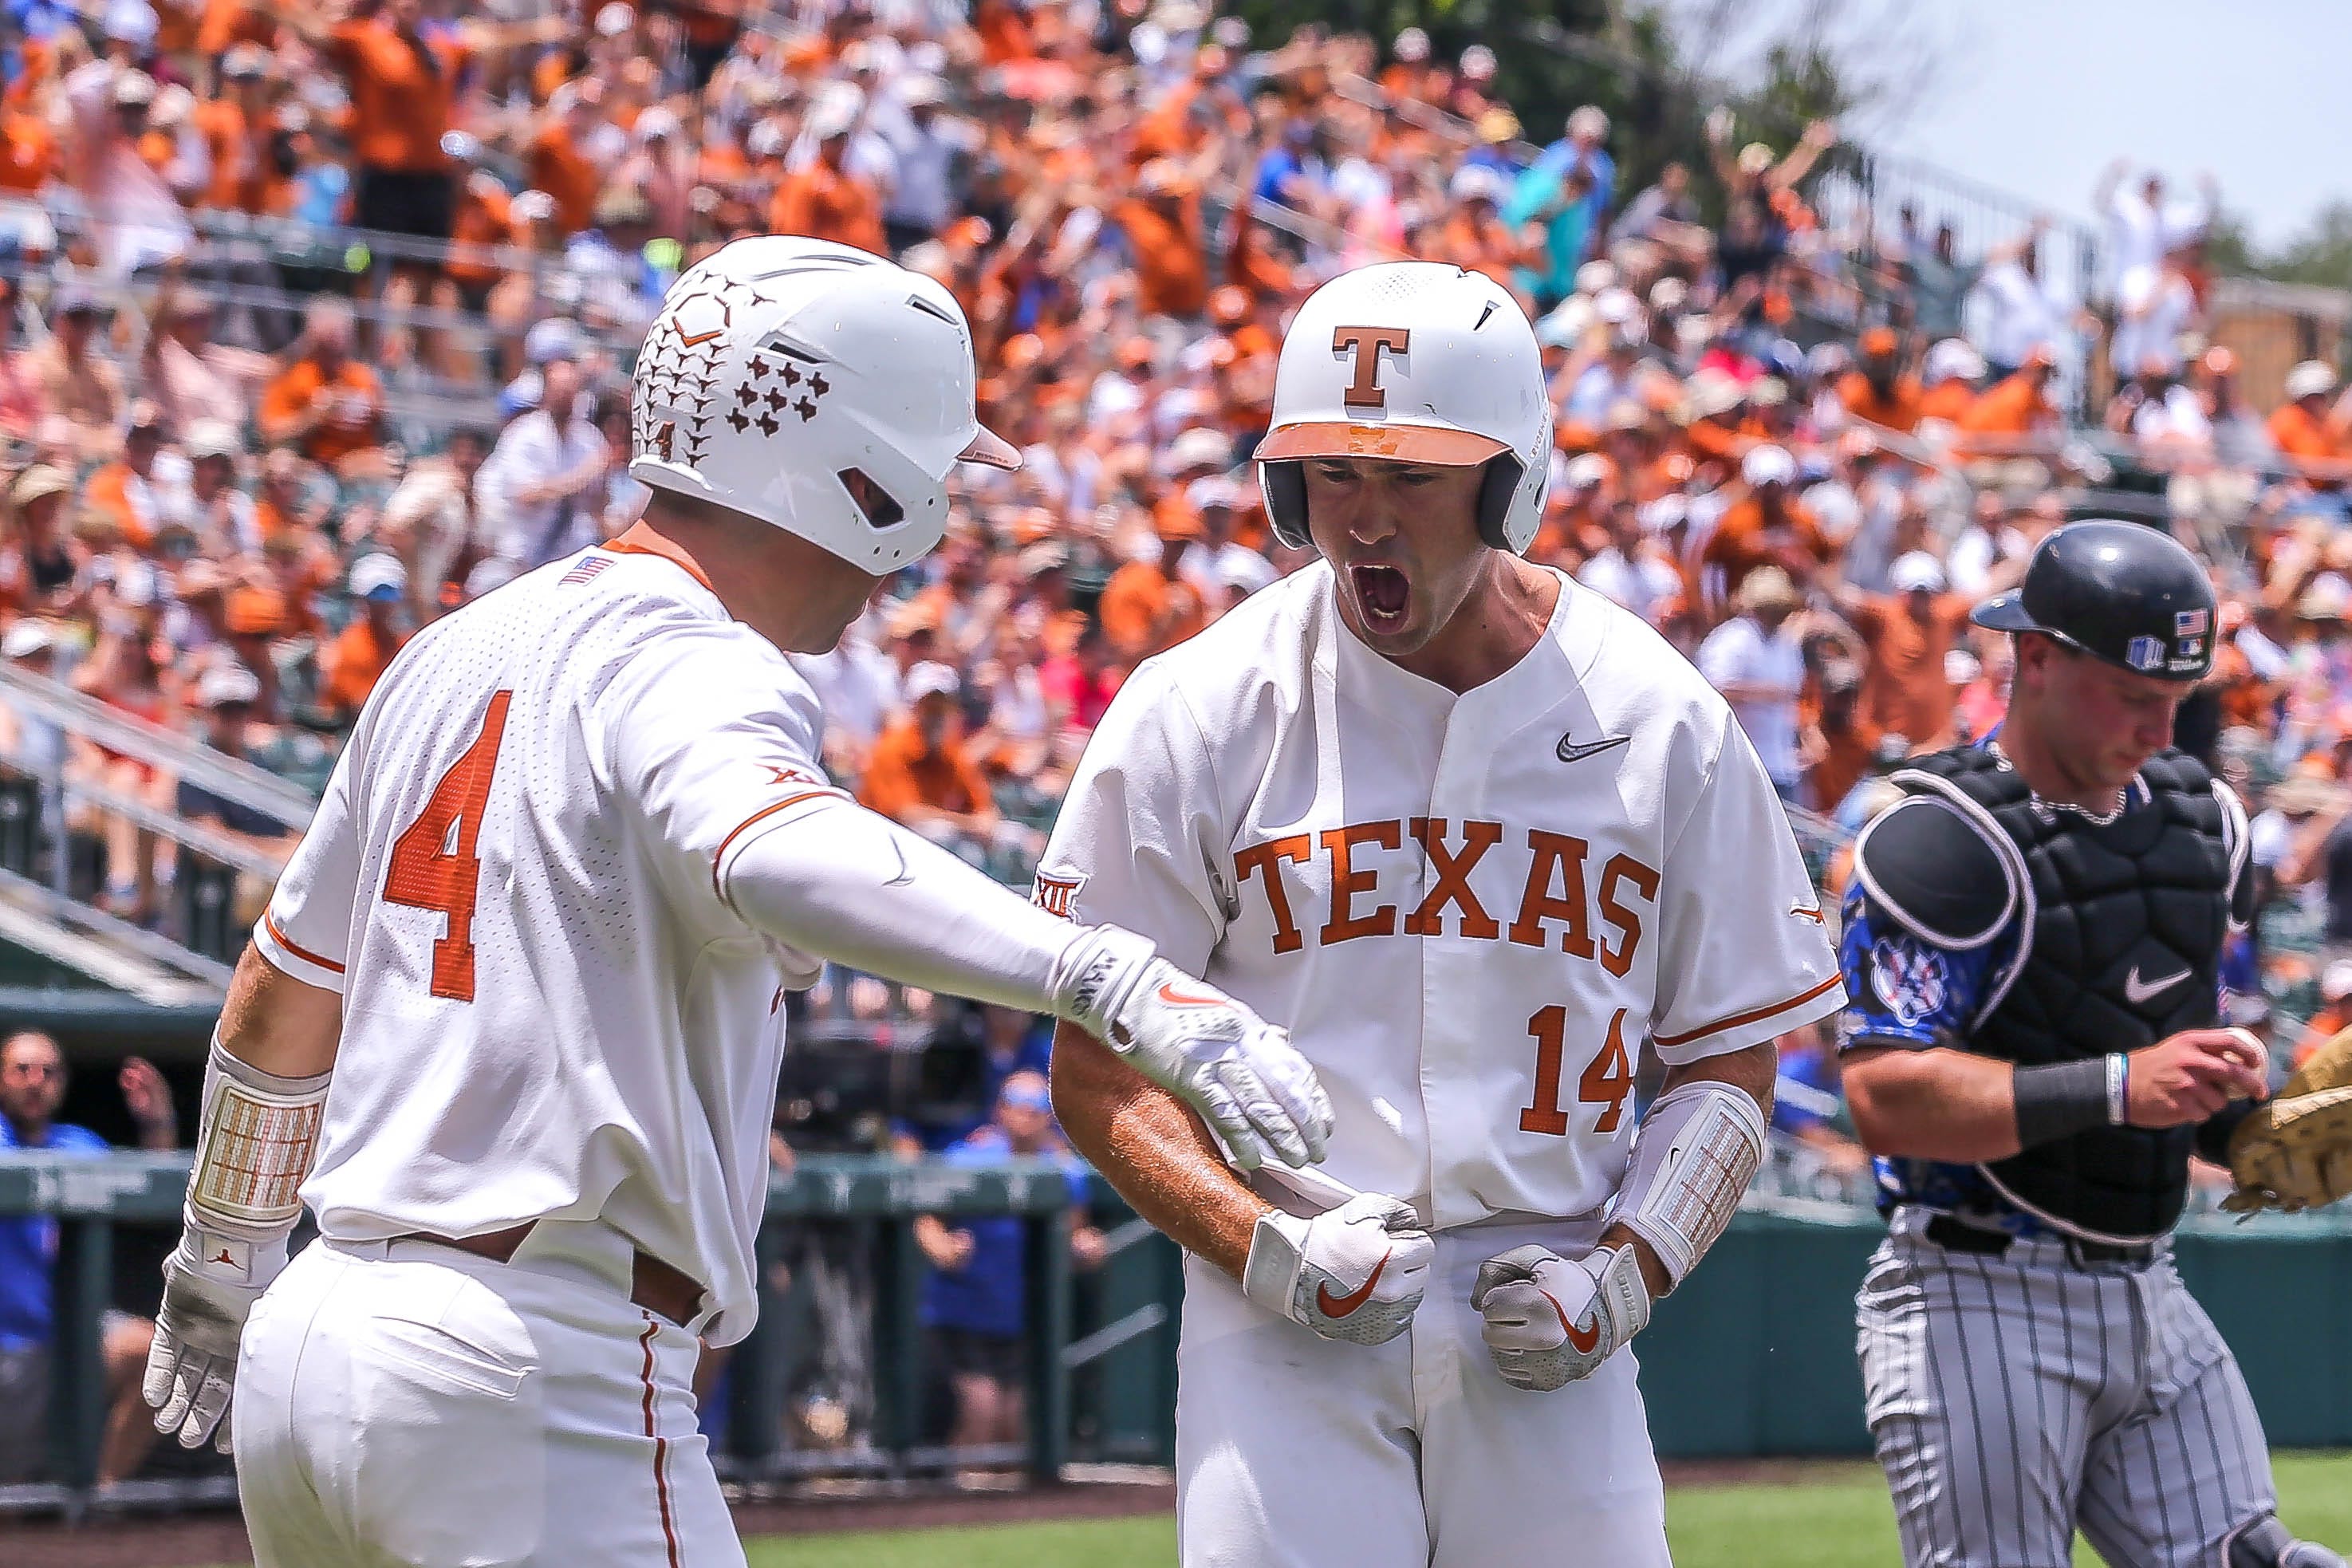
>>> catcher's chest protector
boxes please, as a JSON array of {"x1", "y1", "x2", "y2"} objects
[{"x1": 1905, "y1": 746, "x2": 2232, "y2": 1241}]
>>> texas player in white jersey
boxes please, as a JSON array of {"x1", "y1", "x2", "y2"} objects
[
  {"x1": 1042, "y1": 262, "x2": 1846, "y2": 1566},
  {"x1": 138, "y1": 237, "x2": 1330, "y2": 1568}
]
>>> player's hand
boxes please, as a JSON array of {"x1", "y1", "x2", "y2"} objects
[
  {"x1": 1242, "y1": 1193, "x2": 1433, "y2": 1345},
  {"x1": 2127, "y1": 1028, "x2": 2270, "y2": 1129},
  {"x1": 1471, "y1": 1242, "x2": 1652, "y2": 1393},
  {"x1": 1054, "y1": 925, "x2": 1331, "y2": 1171},
  {"x1": 144, "y1": 1231, "x2": 286, "y2": 1452}
]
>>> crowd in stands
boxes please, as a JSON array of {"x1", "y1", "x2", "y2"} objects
[{"x1": 2, "y1": 2, "x2": 2352, "y2": 1133}]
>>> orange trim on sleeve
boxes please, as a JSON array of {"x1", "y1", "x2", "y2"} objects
[
  {"x1": 709, "y1": 790, "x2": 839, "y2": 902},
  {"x1": 263, "y1": 910, "x2": 346, "y2": 975},
  {"x1": 1652, "y1": 972, "x2": 1843, "y2": 1050}
]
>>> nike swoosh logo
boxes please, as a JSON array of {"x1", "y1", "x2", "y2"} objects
[
  {"x1": 1316, "y1": 1251, "x2": 1390, "y2": 1318},
  {"x1": 1542, "y1": 1289, "x2": 1604, "y2": 1354},
  {"x1": 674, "y1": 329, "x2": 723, "y2": 347},
  {"x1": 1557, "y1": 733, "x2": 1633, "y2": 765},
  {"x1": 2123, "y1": 964, "x2": 2190, "y2": 1006},
  {"x1": 1155, "y1": 981, "x2": 1224, "y2": 1007},
  {"x1": 883, "y1": 841, "x2": 912, "y2": 888}
]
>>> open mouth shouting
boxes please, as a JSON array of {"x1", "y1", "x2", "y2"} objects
[{"x1": 1349, "y1": 562, "x2": 1411, "y2": 633}]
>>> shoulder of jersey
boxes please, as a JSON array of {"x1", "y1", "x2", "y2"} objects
[{"x1": 1556, "y1": 573, "x2": 1734, "y2": 741}]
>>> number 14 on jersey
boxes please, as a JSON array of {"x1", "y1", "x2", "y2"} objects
[{"x1": 1521, "y1": 1006, "x2": 1634, "y2": 1136}]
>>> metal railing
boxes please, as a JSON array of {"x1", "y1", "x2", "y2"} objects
[
  {"x1": 0, "y1": 661, "x2": 316, "y2": 990},
  {"x1": 0, "y1": 1152, "x2": 1134, "y2": 1513}
]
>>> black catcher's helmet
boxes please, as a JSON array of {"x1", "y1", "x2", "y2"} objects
[{"x1": 1972, "y1": 519, "x2": 2216, "y2": 682}]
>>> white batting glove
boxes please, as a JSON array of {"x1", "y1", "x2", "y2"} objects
[
  {"x1": 144, "y1": 1229, "x2": 286, "y2": 1452},
  {"x1": 1471, "y1": 1242, "x2": 1651, "y2": 1392},
  {"x1": 1054, "y1": 924, "x2": 1331, "y2": 1171},
  {"x1": 1242, "y1": 1192, "x2": 1434, "y2": 1345}
]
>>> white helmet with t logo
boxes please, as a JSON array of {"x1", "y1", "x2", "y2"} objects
[
  {"x1": 1254, "y1": 262, "x2": 1552, "y2": 553},
  {"x1": 629, "y1": 235, "x2": 1019, "y2": 571}
]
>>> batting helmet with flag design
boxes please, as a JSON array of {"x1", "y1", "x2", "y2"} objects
[
  {"x1": 629, "y1": 235, "x2": 1018, "y2": 571},
  {"x1": 1254, "y1": 262, "x2": 1553, "y2": 553}
]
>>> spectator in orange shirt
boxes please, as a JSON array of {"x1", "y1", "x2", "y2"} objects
[
  {"x1": 2266, "y1": 360, "x2": 2352, "y2": 483},
  {"x1": 322, "y1": 555, "x2": 412, "y2": 723},
  {"x1": 194, "y1": 46, "x2": 275, "y2": 213},
  {"x1": 1697, "y1": 444, "x2": 1831, "y2": 618},
  {"x1": 259, "y1": 301, "x2": 386, "y2": 471},
  {"x1": 84, "y1": 404, "x2": 179, "y2": 553},
  {"x1": 768, "y1": 97, "x2": 886, "y2": 254},
  {"x1": 1836, "y1": 327, "x2": 1925, "y2": 433},
  {"x1": 1837, "y1": 550, "x2": 1975, "y2": 748},
  {"x1": 858, "y1": 663, "x2": 1003, "y2": 850},
  {"x1": 1957, "y1": 350, "x2": 2062, "y2": 454},
  {"x1": 527, "y1": 82, "x2": 605, "y2": 237},
  {"x1": 1112, "y1": 160, "x2": 1210, "y2": 321},
  {"x1": 1099, "y1": 515, "x2": 1208, "y2": 664},
  {"x1": 1802, "y1": 659, "x2": 1884, "y2": 817},
  {"x1": 0, "y1": 103, "x2": 58, "y2": 195},
  {"x1": 271, "y1": 0, "x2": 464, "y2": 240},
  {"x1": 1917, "y1": 339, "x2": 1984, "y2": 427}
]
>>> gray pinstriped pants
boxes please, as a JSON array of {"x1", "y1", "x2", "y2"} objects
[{"x1": 1855, "y1": 1210, "x2": 2276, "y2": 1568}]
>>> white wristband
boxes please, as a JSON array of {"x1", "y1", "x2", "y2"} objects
[
  {"x1": 1611, "y1": 1079, "x2": 1767, "y2": 1291},
  {"x1": 187, "y1": 1038, "x2": 330, "y2": 1240},
  {"x1": 2105, "y1": 1053, "x2": 2130, "y2": 1126}
]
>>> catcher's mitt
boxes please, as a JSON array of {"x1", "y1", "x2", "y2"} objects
[{"x1": 2224, "y1": 1026, "x2": 2352, "y2": 1215}]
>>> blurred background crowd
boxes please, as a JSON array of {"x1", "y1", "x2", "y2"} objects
[{"x1": 5, "y1": 0, "x2": 2352, "y2": 1488}]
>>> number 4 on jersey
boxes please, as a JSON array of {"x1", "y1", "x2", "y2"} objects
[
  {"x1": 383, "y1": 691, "x2": 514, "y2": 1002},
  {"x1": 1520, "y1": 1006, "x2": 1634, "y2": 1136}
]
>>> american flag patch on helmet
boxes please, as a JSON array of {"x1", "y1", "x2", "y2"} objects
[{"x1": 561, "y1": 555, "x2": 611, "y2": 586}]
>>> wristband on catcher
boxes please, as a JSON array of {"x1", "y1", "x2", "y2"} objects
[
  {"x1": 1611, "y1": 1079, "x2": 1767, "y2": 1292},
  {"x1": 2013, "y1": 1057, "x2": 2113, "y2": 1148},
  {"x1": 183, "y1": 1038, "x2": 329, "y2": 1278}
]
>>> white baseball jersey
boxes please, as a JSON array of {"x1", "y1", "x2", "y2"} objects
[
  {"x1": 1038, "y1": 562, "x2": 1845, "y2": 1230},
  {"x1": 254, "y1": 543, "x2": 841, "y2": 1345}
]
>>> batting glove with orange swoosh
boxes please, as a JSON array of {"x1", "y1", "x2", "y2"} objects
[
  {"x1": 1056, "y1": 924, "x2": 1332, "y2": 1171},
  {"x1": 1471, "y1": 1243, "x2": 1651, "y2": 1391},
  {"x1": 1241, "y1": 1193, "x2": 1435, "y2": 1345}
]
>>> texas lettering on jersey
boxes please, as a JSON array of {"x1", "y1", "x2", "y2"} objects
[
  {"x1": 1234, "y1": 817, "x2": 1658, "y2": 973},
  {"x1": 1040, "y1": 565, "x2": 1844, "y2": 1230}
]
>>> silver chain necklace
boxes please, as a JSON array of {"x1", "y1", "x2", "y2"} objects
[{"x1": 1986, "y1": 739, "x2": 2129, "y2": 826}]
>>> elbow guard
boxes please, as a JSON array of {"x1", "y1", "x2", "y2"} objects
[{"x1": 1611, "y1": 1080, "x2": 1767, "y2": 1291}]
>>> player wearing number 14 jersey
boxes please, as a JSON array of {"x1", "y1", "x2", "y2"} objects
[
  {"x1": 1042, "y1": 264, "x2": 1846, "y2": 1566},
  {"x1": 136, "y1": 239, "x2": 1330, "y2": 1568}
]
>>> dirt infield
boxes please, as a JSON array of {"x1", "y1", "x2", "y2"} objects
[{"x1": 0, "y1": 1479, "x2": 1183, "y2": 1568}]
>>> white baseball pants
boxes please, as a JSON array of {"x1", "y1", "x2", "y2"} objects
[
  {"x1": 1175, "y1": 1218, "x2": 1672, "y2": 1568},
  {"x1": 233, "y1": 1230, "x2": 740, "y2": 1568}
]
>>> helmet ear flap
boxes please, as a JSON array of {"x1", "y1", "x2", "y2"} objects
[
  {"x1": 1262, "y1": 455, "x2": 1524, "y2": 553},
  {"x1": 1476, "y1": 454, "x2": 1523, "y2": 550},
  {"x1": 1260, "y1": 460, "x2": 1310, "y2": 550}
]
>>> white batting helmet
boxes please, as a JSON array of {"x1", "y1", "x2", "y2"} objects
[
  {"x1": 1255, "y1": 262, "x2": 1552, "y2": 554},
  {"x1": 629, "y1": 235, "x2": 1018, "y2": 571}
]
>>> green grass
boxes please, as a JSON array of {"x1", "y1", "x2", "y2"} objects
[
  {"x1": 740, "y1": 1452, "x2": 2352, "y2": 1567},
  {"x1": 747, "y1": 1515, "x2": 1173, "y2": 1567}
]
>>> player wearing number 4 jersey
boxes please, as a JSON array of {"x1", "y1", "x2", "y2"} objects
[
  {"x1": 1042, "y1": 262, "x2": 1846, "y2": 1567},
  {"x1": 138, "y1": 238, "x2": 1330, "y2": 1568}
]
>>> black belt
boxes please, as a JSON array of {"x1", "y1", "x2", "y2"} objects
[{"x1": 1925, "y1": 1214, "x2": 2154, "y2": 1268}]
